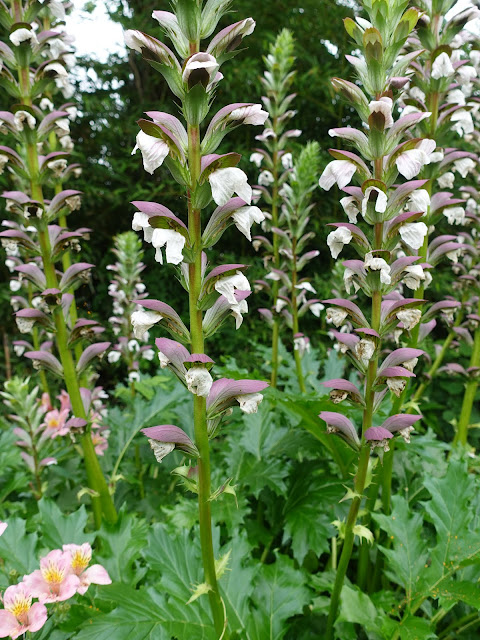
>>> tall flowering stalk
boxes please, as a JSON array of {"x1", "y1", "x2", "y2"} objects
[
  {"x1": 386, "y1": 0, "x2": 479, "y2": 413},
  {"x1": 318, "y1": 1, "x2": 429, "y2": 633},
  {"x1": 106, "y1": 231, "x2": 155, "y2": 383},
  {"x1": 256, "y1": 142, "x2": 321, "y2": 392},
  {"x1": 250, "y1": 28, "x2": 300, "y2": 387},
  {"x1": 0, "y1": 0, "x2": 117, "y2": 526},
  {"x1": 125, "y1": 2, "x2": 268, "y2": 633}
]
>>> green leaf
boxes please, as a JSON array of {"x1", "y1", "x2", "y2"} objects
[
  {"x1": 0, "y1": 517, "x2": 38, "y2": 575},
  {"x1": 373, "y1": 495, "x2": 428, "y2": 604},
  {"x1": 36, "y1": 499, "x2": 94, "y2": 549},
  {"x1": 246, "y1": 554, "x2": 311, "y2": 640},
  {"x1": 96, "y1": 510, "x2": 148, "y2": 585},
  {"x1": 437, "y1": 579, "x2": 480, "y2": 610},
  {"x1": 337, "y1": 585, "x2": 383, "y2": 634},
  {"x1": 386, "y1": 616, "x2": 436, "y2": 640},
  {"x1": 283, "y1": 468, "x2": 344, "y2": 563},
  {"x1": 74, "y1": 584, "x2": 215, "y2": 639}
]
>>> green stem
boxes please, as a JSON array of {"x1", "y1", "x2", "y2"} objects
[
  {"x1": 187, "y1": 118, "x2": 225, "y2": 637},
  {"x1": 15, "y1": 18, "x2": 117, "y2": 527},
  {"x1": 291, "y1": 238, "x2": 306, "y2": 393},
  {"x1": 453, "y1": 302, "x2": 480, "y2": 447},
  {"x1": 270, "y1": 115, "x2": 280, "y2": 387},
  {"x1": 325, "y1": 288, "x2": 381, "y2": 638}
]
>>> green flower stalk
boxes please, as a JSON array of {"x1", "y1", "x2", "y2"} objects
[
  {"x1": 249, "y1": 28, "x2": 300, "y2": 387},
  {"x1": 0, "y1": 0, "x2": 117, "y2": 527},
  {"x1": 125, "y1": 2, "x2": 270, "y2": 635},
  {"x1": 256, "y1": 141, "x2": 321, "y2": 392},
  {"x1": 317, "y1": 1, "x2": 432, "y2": 633}
]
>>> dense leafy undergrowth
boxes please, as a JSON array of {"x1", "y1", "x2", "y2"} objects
[{"x1": 1, "y1": 350, "x2": 479, "y2": 640}]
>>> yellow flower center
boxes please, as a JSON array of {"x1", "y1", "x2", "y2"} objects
[
  {"x1": 71, "y1": 550, "x2": 90, "y2": 574},
  {"x1": 8, "y1": 594, "x2": 31, "y2": 619},
  {"x1": 42, "y1": 563, "x2": 65, "y2": 584},
  {"x1": 48, "y1": 418, "x2": 59, "y2": 429}
]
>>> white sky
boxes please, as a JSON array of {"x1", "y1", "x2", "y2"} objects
[{"x1": 65, "y1": 0, "x2": 126, "y2": 62}]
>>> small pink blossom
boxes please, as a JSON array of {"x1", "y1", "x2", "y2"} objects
[
  {"x1": 57, "y1": 390, "x2": 71, "y2": 412},
  {"x1": 0, "y1": 583, "x2": 47, "y2": 639},
  {"x1": 40, "y1": 393, "x2": 52, "y2": 414},
  {"x1": 63, "y1": 543, "x2": 111, "y2": 595},
  {"x1": 0, "y1": 522, "x2": 7, "y2": 537},
  {"x1": 42, "y1": 409, "x2": 70, "y2": 438},
  {"x1": 23, "y1": 550, "x2": 80, "y2": 603},
  {"x1": 91, "y1": 431, "x2": 108, "y2": 456}
]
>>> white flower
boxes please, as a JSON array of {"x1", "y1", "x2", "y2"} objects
[
  {"x1": 132, "y1": 131, "x2": 169, "y2": 174},
  {"x1": 9, "y1": 279, "x2": 21, "y2": 292},
  {"x1": 402, "y1": 265, "x2": 426, "y2": 290},
  {"x1": 13, "y1": 344, "x2": 26, "y2": 357},
  {"x1": 362, "y1": 187, "x2": 387, "y2": 218},
  {"x1": 340, "y1": 196, "x2": 360, "y2": 223},
  {"x1": 16, "y1": 317, "x2": 35, "y2": 334},
  {"x1": 47, "y1": 159, "x2": 67, "y2": 176},
  {"x1": 250, "y1": 152, "x2": 264, "y2": 167},
  {"x1": 258, "y1": 170, "x2": 274, "y2": 186},
  {"x1": 148, "y1": 439, "x2": 175, "y2": 463},
  {"x1": 228, "y1": 104, "x2": 268, "y2": 125},
  {"x1": 281, "y1": 153, "x2": 293, "y2": 169},
  {"x1": 319, "y1": 160, "x2": 356, "y2": 191},
  {"x1": 215, "y1": 271, "x2": 251, "y2": 305},
  {"x1": 209, "y1": 167, "x2": 252, "y2": 206},
  {"x1": 158, "y1": 351, "x2": 170, "y2": 368},
  {"x1": 151, "y1": 228, "x2": 186, "y2": 265},
  {"x1": 39, "y1": 98, "x2": 54, "y2": 111},
  {"x1": 265, "y1": 271, "x2": 281, "y2": 281},
  {"x1": 182, "y1": 53, "x2": 219, "y2": 88},
  {"x1": 142, "y1": 348, "x2": 155, "y2": 361},
  {"x1": 429, "y1": 150, "x2": 444, "y2": 163},
  {"x1": 185, "y1": 366, "x2": 213, "y2": 397},
  {"x1": 327, "y1": 227, "x2": 352, "y2": 259},
  {"x1": 230, "y1": 297, "x2": 249, "y2": 329},
  {"x1": 446, "y1": 247, "x2": 462, "y2": 262},
  {"x1": 399, "y1": 222, "x2": 428, "y2": 250},
  {"x1": 326, "y1": 307, "x2": 348, "y2": 327},
  {"x1": 396, "y1": 309, "x2": 421, "y2": 330},
  {"x1": 236, "y1": 392, "x2": 263, "y2": 414},
  {"x1": 344, "y1": 267, "x2": 360, "y2": 294},
  {"x1": 295, "y1": 282, "x2": 317, "y2": 293},
  {"x1": 437, "y1": 172, "x2": 455, "y2": 189},
  {"x1": 451, "y1": 110, "x2": 474, "y2": 136},
  {"x1": 59, "y1": 135, "x2": 74, "y2": 152},
  {"x1": 107, "y1": 351, "x2": 121, "y2": 363},
  {"x1": 444, "y1": 207, "x2": 465, "y2": 225},
  {"x1": 128, "y1": 371, "x2": 141, "y2": 382},
  {"x1": 431, "y1": 52, "x2": 454, "y2": 78},
  {"x1": 446, "y1": 89, "x2": 466, "y2": 106},
  {"x1": 396, "y1": 139, "x2": 436, "y2": 179},
  {"x1": 310, "y1": 302, "x2": 325, "y2": 317},
  {"x1": 354, "y1": 338, "x2": 375, "y2": 366},
  {"x1": 407, "y1": 189, "x2": 430, "y2": 215},
  {"x1": 410, "y1": 86, "x2": 426, "y2": 102},
  {"x1": 457, "y1": 65, "x2": 477, "y2": 85},
  {"x1": 128, "y1": 339, "x2": 140, "y2": 352},
  {"x1": 364, "y1": 252, "x2": 391, "y2": 284},
  {"x1": 132, "y1": 211, "x2": 154, "y2": 242},
  {"x1": 454, "y1": 157, "x2": 475, "y2": 178},
  {"x1": 9, "y1": 28, "x2": 38, "y2": 46},
  {"x1": 131, "y1": 309, "x2": 163, "y2": 339},
  {"x1": 14, "y1": 111, "x2": 36, "y2": 131},
  {"x1": 368, "y1": 96, "x2": 393, "y2": 128},
  {"x1": 387, "y1": 377, "x2": 406, "y2": 397},
  {"x1": 294, "y1": 335, "x2": 310, "y2": 357},
  {"x1": 232, "y1": 206, "x2": 265, "y2": 241}
]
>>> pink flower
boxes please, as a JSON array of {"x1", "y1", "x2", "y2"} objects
[
  {"x1": 0, "y1": 583, "x2": 47, "y2": 639},
  {"x1": 23, "y1": 550, "x2": 80, "y2": 603},
  {"x1": 0, "y1": 522, "x2": 7, "y2": 537},
  {"x1": 40, "y1": 393, "x2": 52, "y2": 414},
  {"x1": 57, "y1": 390, "x2": 71, "y2": 412},
  {"x1": 62, "y1": 544, "x2": 111, "y2": 595},
  {"x1": 42, "y1": 409, "x2": 70, "y2": 438},
  {"x1": 91, "y1": 431, "x2": 108, "y2": 456}
]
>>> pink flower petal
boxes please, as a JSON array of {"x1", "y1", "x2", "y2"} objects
[
  {"x1": 83, "y1": 564, "x2": 112, "y2": 587},
  {"x1": 0, "y1": 610, "x2": 18, "y2": 637},
  {"x1": 27, "y1": 603, "x2": 48, "y2": 632}
]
